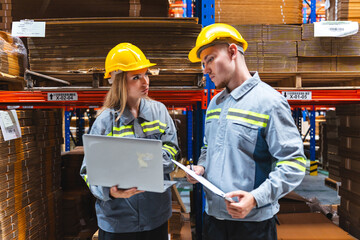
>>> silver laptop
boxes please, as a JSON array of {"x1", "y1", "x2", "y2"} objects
[{"x1": 83, "y1": 134, "x2": 175, "y2": 193}]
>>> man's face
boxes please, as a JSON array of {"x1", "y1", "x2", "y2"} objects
[{"x1": 199, "y1": 44, "x2": 234, "y2": 89}]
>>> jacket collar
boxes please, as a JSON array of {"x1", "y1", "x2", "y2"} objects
[
  {"x1": 230, "y1": 71, "x2": 260, "y2": 100},
  {"x1": 120, "y1": 98, "x2": 151, "y2": 125}
]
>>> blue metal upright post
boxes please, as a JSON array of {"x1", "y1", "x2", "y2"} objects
[
  {"x1": 64, "y1": 110, "x2": 71, "y2": 151},
  {"x1": 193, "y1": 1, "x2": 215, "y2": 239},
  {"x1": 186, "y1": 0, "x2": 192, "y2": 17},
  {"x1": 309, "y1": 105, "x2": 318, "y2": 175},
  {"x1": 76, "y1": 109, "x2": 85, "y2": 146},
  {"x1": 187, "y1": 108, "x2": 193, "y2": 161},
  {"x1": 310, "y1": 0, "x2": 317, "y2": 23},
  {"x1": 193, "y1": 101, "x2": 206, "y2": 240}
]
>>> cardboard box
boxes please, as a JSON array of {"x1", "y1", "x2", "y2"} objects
[{"x1": 277, "y1": 213, "x2": 354, "y2": 239}]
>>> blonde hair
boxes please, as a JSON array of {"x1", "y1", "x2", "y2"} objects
[{"x1": 97, "y1": 72, "x2": 127, "y2": 120}]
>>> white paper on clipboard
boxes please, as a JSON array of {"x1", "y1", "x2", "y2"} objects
[{"x1": 171, "y1": 160, "x2": 234, "y2": 202}]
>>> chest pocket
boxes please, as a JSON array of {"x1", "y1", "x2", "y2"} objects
[
  {"x1": 141, "y1": 120, "x2": 167, "y2": 139},
  {"x1": 228, "y1": 121, "x2": 259, "y2": 156},
  {"x1": 226, "y1": 107, "x2": 269, "y2": 156}
]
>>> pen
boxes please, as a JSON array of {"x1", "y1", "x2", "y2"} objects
[{"x1": 189, "y1": 158, "x2": 194, "y2": 171}]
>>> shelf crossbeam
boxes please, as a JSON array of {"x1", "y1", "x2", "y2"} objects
[
  {"x1": 210, "y1": 89, "x2": 360, "y2": 107},
  {"x1": 0, "y1": 90, "x2": 208, "y2": 109}
]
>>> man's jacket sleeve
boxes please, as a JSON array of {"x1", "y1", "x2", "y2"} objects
[
  {"x1": 197, "y1": 137, "x2": 207, "y2": 168},
  {"x1": 251, "y1": 98, "x2": 306, "y2": 208},
  {"x1": 160, "y1": 105, "x2": 181, "y2": 174}
]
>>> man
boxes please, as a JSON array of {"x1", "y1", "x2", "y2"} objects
[{"x1": 187, "y1": 23, "x2": 306, "y2": 240}]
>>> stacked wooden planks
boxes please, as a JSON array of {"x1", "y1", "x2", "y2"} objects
[
  {"x1": 210, "y1": 23, "x2": 360, "y2": 87},
  {"x1": 324, "y1": 110, "x2": 341, "y2": 182},
  {"x1": 9, "y1": 0, "x2": 168, "y2": 21},
  {"x1": 336, "y1": 104, "x2": 360, "y2": 239},
  {"x1": 1, "y1": 0, "x2": 169, "y2": 32},
  {"x1": 234, "y1": 24, "x2": 300, "y2": 75},
  {"x1": 0, "y1": 31, "x2": 26, "y2": 76},
  {"x1": 299, "y1": 24, "x2": 360, "y2": 72},
  {"x1": 0, "y1": 0, "x2": 11, "y2": 32},
  {"x1": 319, "y1": 121, "x2": 328, "y2": 171},
  {"x1": 27, "y1": 17, "x2": 202, "y2": 87},
  {"x1": 61, "y1": 147, "x2": 97, "y2": 239},
  {"x1": 337, "y1": 0, "x2": 360, "y2": 22},
  {"x1": 215, "y1": 0, "x2": 303, "y2": 25},
  {"x1": 0, "y1": 109, "x2": 63, "y2": 240},
  {"x1": 0, "y1": 31, "x2": 26, "y2": 90}
]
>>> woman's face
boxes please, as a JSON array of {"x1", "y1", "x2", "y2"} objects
[{"x1": 126, "y1": 68, "x2": 150, "y2": 100}]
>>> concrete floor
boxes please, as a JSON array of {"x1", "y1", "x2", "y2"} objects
[{"x1": 294, "y1": 172, "x2": 340, "y2": 205}]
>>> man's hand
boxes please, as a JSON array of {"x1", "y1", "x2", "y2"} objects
[
  {"x1": 110, "y1": 186, "x2": 144, "y2": 199},
  {"x1": 186, "y1": 165, "x2": 205, "y2": 184},
  {"x1": 224, "y1": 190, "x2": 257, "y2": 219}
]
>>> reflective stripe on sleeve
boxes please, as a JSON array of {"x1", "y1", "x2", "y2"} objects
[
  {"x1": 83, "y1": 174, "x2": 90, "y2": 187},
  {"x1": 163, "y1": 144, "x2": 178, "y2": 160},
  {"x1": 276, "y1": 157, "x2": 306, "y2": 172},
  {"x1": 201, "y1": 144, "x2": 208, "y2": 150}
]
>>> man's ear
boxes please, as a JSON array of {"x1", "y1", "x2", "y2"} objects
[{"x1": 228, "y1": 44, "x2": 237, "y2": 59}]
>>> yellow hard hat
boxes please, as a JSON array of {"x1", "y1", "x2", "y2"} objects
[
  {"x1": 188, "y1": 23, "x2": 248, "y2": 63},
  {"x1": 104, "y1": 43, "x2": 156, "y2": 79}
]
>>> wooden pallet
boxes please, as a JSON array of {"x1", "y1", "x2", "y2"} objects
[{"x1": 325, "y1": 177, "x2": 340, "y2": 191}]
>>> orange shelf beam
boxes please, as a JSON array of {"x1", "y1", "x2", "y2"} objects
[
  {"x1": 211, "y1": 89, "x2": 360, "y2": 107},
  {"x1": 0, "y1": 90, "x2": 208, "y2": 109}
]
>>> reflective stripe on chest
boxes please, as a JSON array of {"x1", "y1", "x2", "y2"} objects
[
  {"x1": 226, "y1": 108, "x2": 269, "y2": 128},
  {"x1": 108, "y1": 120, "x2": 167, "y2": 137},
  {"x1": 206, "y1": 107, "x2": 269, "y2": 128},
  {"x1": 108, "y1": 125, "x2": 135, "y2": 137},
  {"x1": 141, "y1": 120, "x2": 167, "y2": 134}
]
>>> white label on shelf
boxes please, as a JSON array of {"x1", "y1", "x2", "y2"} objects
[
  {"x1": 282, "y1": 91, "x2": 312, "y2": 100},
  {"x1": 22, "y1": 106, "x2": 34, "y2": 109},
  {"x1": 0, "y1": 110, "x2": 22, "y2": 141},
  {"x1": 11, "y1": 20, "x2": 46, "y2": 37},
  {"x1": 314, "y1": 21, "x2": 359, "y2": 37},
  {"x1": 7, "y1": 106, "x2": 20, "y2": 109},
  {"x1": 47, "y1": 92, "x2": 78, "y2": 101}
]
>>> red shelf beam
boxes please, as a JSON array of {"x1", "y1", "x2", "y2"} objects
[
  {"x1": 211, "y1": 89, "x2": 360, "y2": 107},
  {"x1": 0, "y1": 90, "x2": 208, "y2": 109}
]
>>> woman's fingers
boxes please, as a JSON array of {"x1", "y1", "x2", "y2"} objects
[{"x1": 110, "y1": 187, "x2": 144, "y2": 198}]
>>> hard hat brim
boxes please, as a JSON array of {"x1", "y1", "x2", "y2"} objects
[
  {"x1": 188, "y1": 46, "x2": 202, "y2": 63},
  {"x1": 104, "y1": 62, "x2": 156, "y2": 79}
]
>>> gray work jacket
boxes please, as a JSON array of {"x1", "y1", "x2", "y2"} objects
[
  {"x1": 80, "y1": 98, "x2": 180, "y2": 233},
  {"x1": 198, "y1": 72, "x2": 306, "y2": 221}
]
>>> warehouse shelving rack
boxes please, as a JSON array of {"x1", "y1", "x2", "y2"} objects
[{"x1": 0, "y1": 0, "x2": 358, "y2": 239}]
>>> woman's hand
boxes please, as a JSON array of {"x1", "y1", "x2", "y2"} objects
[
  {"x1": 186, "y1": 165, "x2": 205, "y2": 184},
  {"x1": 110, "y1": 186, "x2": 144, "y2": 199}
]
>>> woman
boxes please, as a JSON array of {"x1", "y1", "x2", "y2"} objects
[{"x1": 80, "y1": 43, "x2": 180, "y2": 240}]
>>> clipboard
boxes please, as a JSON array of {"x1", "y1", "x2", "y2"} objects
[{"x1": 172, "y1": 160, "x2": 234, "y2": 202}]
